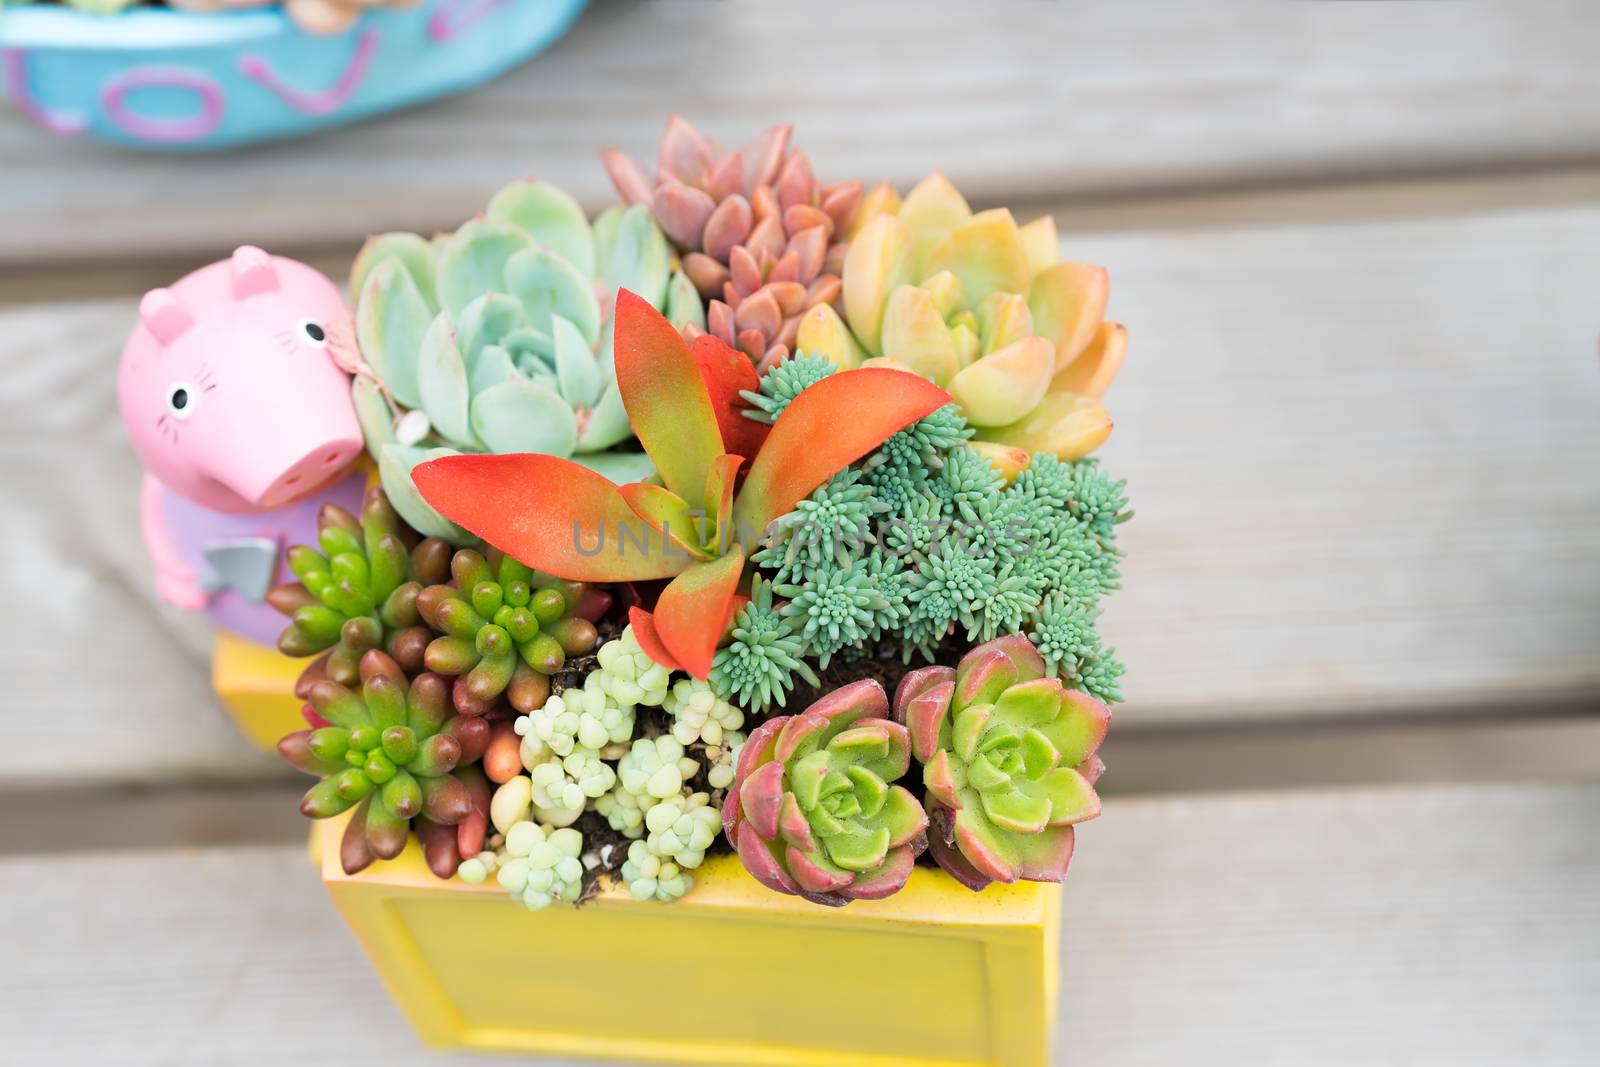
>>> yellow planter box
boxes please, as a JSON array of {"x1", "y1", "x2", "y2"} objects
[
  {"x1": 211, "y1": 631, "x2": 308, "y2": 751},
  {"x1": 316, "y1": 816, "x2": 1062, "y2": 1067}
]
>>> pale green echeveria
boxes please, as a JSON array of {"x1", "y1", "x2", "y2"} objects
[{"x1": 349, "y1": 180, "x2": 707, "y2": 538}]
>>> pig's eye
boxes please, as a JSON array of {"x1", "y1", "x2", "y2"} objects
[
  {"x1": 167, "y1": 382, "x2": 198, "y2": 420},
  {"x1": 297, "y1": 319, "x2": 328, "y2": 347}
]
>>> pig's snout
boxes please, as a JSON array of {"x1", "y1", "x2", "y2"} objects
[{"x1": 250, "y1": 438, "x2": 364, "y2": 508}]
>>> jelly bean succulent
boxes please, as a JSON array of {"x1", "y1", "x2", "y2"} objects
[
  {"x1": 413, "y1": 290, "x2": 950, "y2": 679},
  {"x1": 798, "y1": 173, "x2": 1125, "y2": 460},
  {"x1": 458, "y1": 820, "x2": 588, "y2": 911},
  {"x1": 416, "y1": 547, "x2": 602, "y2": 716},
  {"x1": 348, "y1": 180, "x2": 705, "y2": 538},
  {"x1": 894, "y1": 634, "x2": 1109, "y2": 890},
  {"x1": 603, "y1": 115, "x2": 874, "y2": 370},
  {"x1": 270, "y1": 485, "x2": 452, "y2": 687},
  {"x1": 278, "y1": 651, "x2": 475, "y2": 876},
  {"x1": 724, "y1": 679, "x2": 928, "y2": 906}
]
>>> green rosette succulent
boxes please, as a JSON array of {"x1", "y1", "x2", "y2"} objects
[
  {"x1": 894, "y1": 633, "x2": 1109, "y2": 891},
  {"x1": 416, "y1": 547, "x2": 601, "y2": 716},
  {"x1": 270, "y1": 485, "x2": 452, "y2": 687},
  {"x1": 278, "y1": 651, "x2": 476, "y2": 875},
  {"x1": 348, "y1": 179, "x2": 707, "y2": 536},
  {"x1": 724, "y1": 679, "x2": 928, "y2": 906}
]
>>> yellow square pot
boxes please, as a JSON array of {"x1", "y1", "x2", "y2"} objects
[
  {"x1": 316, "y1": 816, "x2": 1062, "y2": 1067},
  {"x1": 211, "y1": 631, "x2": 308, "y2": 751}
]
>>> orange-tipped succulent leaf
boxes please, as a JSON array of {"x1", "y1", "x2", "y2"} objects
[
  {"x1": 732, "y1": 367, "x2": 949, "y2": 539},
  {"x1": 412, "y1": 453, "x2": 692, "y2": 584},
  {"x1": 691, "y1": 333, "x2": 769, "y2": 459},
  {"x1": 612, "y1": 289, "x2": 726, "y2": 507},
  {"x1": 1052, "y1": 321, "x2": 1126, "y2": 398},
  {"x1": 651, "y1": 549, "x2": 746, "y2": 679}
]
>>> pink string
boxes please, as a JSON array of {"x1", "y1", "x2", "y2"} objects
[
  {"x1": 2, "y1": 49, "x2": 88, "y2": 136},
  {"x1": 100, "y1": 66, "x2": 224, "y2": 144},
  {"x1": 428, "y1": 0, "x2": 508, "y2": 43},
  {"x1": 237, "y1": 27, "x2": 381, "y2": 117}
]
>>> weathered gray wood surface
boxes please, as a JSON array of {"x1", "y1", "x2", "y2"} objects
[
  {"x1": 7, "y1": 0, "x2": 1600, "y2": 266},
  {"x1": 6, "y1": 194, "x2": 1597, "y2": 786},
  {"x1": 5, "y1": 783, "x2": 1596, "y2": 1066}
]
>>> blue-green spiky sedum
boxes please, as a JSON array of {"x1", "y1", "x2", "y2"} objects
[
  {"x1": 1059, "y1": 458, "x2": 1132, "y2": 540},
  {"x1": 1077, "y1": 647, "x2": 1127, "y2": 705},
  {"x1": 864, "y1": 454, "x2": 936, "y2": 516},
  {"x1": 905, "y1": 538, "x2": 994, "y2": 635},
  {"x1": 1031, "y1": 592, "x2": 1125, "y2": 702},
  {"x1": 885, "y1": 404, "x2": 972, "y2": 469},
  {"x1": 740, "y1": 353, "x2": 837, "y2": 423},
  {"x1": 753, "y1": 469, "x2": 885, "y2": 582},
  {"x1": 728, "y1": 378, "x2": 1131, "y2": 698},
  {"x1": 708, "y1": 576, "x2": 819, "y2": 713},
  {"x1": 776, "y1": 568, "x2": 888, "y2": 668},
  {"x1": 857, "y1": 547, "x2": 912, "y2": 639},
  {"x1": 966, "y1": 563, "x2": 1039, "y2": 643},
  {"x1": 941, "y1": 445, "x2": 1005, "y2": 514},
  {"x1": 882, "y1": 493, "x2": 947, "y2": 560},
  {"x1": 950, "y1": 486, "x2": 1034, "y2": 564}
]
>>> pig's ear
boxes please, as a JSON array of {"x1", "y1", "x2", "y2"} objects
[
  {"x1": 230, "y1": 245, "x2": 280, "y2": 298},
  {"x1": 139, "y1": 288, "x2": 195, "y2": 346}
]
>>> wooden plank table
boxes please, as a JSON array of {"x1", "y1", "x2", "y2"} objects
[
  {"x1": 7, "y1": 0, "x2": 1600, "y2": 266},
  {"x1": 4, "y1": 783, "x2": 1596, "y2": 1066}
]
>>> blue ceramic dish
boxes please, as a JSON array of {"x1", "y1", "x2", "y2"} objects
[{"x1": 0, "y1": 0, "x2": 587, "y2": 150}]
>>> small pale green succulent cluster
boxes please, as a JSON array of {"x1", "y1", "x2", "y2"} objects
[
  {"x1": 719, "y1": 354, "x2": 1129, "y2": 705},
  {"x1": 458, "y1": 821, "x2": 588, "y2": 910},
  {"x1": 469, "y1": 626, "x2": 740, "y2": 908},
  {"x1": 600, "y1": 734, "x2": 723, "y2": 902},
  {"x1": 348, "y1": 179, "x2": 705, "y2": 538}
]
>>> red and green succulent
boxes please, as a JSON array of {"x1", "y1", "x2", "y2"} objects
[
  {"x1": 411, "y1": 290, "x2": 949, "y2": 679},
  {"x1": 723, "y1": 679, "x2": 927, "y2": 906},
  {"x1": 279, "y1": 650, "x2": 487, "y2": 876},
  {"x1": 894, "y1": 633, "x2": 1109, "y2": 890}
]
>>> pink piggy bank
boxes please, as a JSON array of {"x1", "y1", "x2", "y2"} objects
[{"x1": 118, "y1": 246, "x2": 366, "y2": 645}]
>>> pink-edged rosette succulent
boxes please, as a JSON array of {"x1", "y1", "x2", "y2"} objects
[
  {"x1": 723, "y1": 679, "x2": 928, "y2": 906},
  {"x1": 894, "y1": 633, "x2": 1109, "y2": 891}
]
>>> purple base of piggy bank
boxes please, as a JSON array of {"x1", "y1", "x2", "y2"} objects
[{"x1": 160, "y1": 470, "x2": 367, "y2": 647}]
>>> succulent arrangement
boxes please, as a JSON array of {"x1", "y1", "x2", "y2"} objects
[
  {"x1": 262, "y1": 117, "x2": 1131, "y2": 914},
  {"x1": 28, "y1": 0, "x2": 417, "y2": 34}
]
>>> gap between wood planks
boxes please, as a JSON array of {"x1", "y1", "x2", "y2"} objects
[
  {"x1": 7, "y1": 710, "x2": 1598, "y2": 856},
  {"x1": 5, "y1": 162, "x2": 1599, "y2": 306}
]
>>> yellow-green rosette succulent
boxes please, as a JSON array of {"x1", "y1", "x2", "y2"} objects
[
  {"x1": 797, "y1": 173, "x2": 1125, "y2": 460},
  {"x1": 894, "y1": 633, "x2": 1110, "y2": 891},
  {"x1": 348, "y1": 180, "x2": 707, "y2": 537}
]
